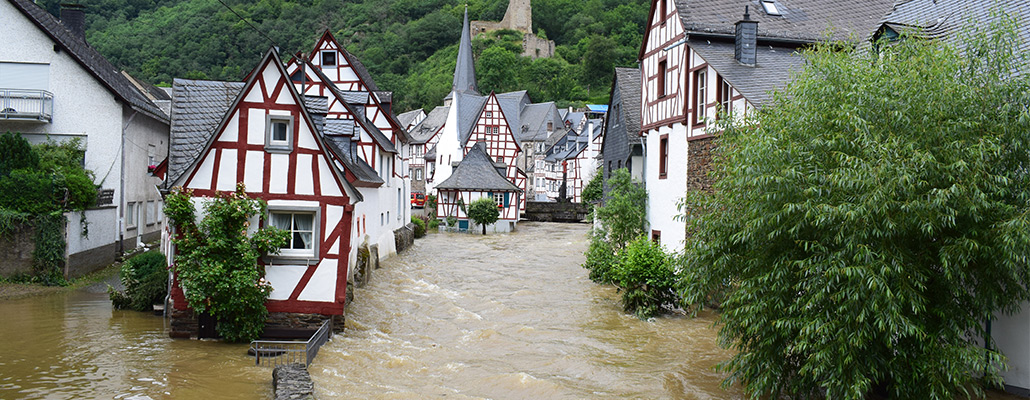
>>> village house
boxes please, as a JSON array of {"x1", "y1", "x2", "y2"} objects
[
  {"x1": 1, "y1": 0, "x2": 169, "y2": 277},
  {"x1": 411, "y1": 8, "x2": 562, "y2": 227},
  {"x1": 637, "y1": 0, "x2": 892, "y2": 248},
  {"x1": 540, "y1": 118, "x2": 601, "y2": 203},
  {"x1": 600, "y1": 67, "x2": 644, "y2": 197},
  {"x1": 162, "y1": 31, "x2": 412, "y2": 336},
  {"x1": 435, "y1": 143, "x2": 521, "y2": 232}
]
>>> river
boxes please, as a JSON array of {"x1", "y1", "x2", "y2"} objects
[{"x1": 0, "y1": 221, "x2": 1022, "y2": 399}]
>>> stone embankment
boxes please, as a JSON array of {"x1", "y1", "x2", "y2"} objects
[{"x1": 273, "y1": 364, "x2": 315, "y2": 400}]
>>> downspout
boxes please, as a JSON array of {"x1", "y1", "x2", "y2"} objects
[{"x1": 119, "y1": 110, "x2": 139, "y2": 254}]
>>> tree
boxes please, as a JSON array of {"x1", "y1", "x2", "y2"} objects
[
  {"x1": 581, "y1": 168, "x2": 603, "y2": 205},
  {"x1": 467, "y1": 197, "x2": 500, "y2": 235},
  {"x1": 678, "y1": 20, "x2": 1030, "y2": 399},
  {"x1": 165, "y1": 183, "x2": 289, "y2": 342},
  {"x1": 594, "y1": 168, "x2": 646, "y2": 250}
]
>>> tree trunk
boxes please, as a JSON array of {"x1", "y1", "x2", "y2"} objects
[{"x1": 482, "y1": 224, "x2": 486, "y2": 235}]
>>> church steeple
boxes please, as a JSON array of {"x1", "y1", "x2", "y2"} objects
[{"x1": 452, "y1": 6, "x2": 479, "y2": 96}]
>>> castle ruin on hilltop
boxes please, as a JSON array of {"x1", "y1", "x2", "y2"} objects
[{"x1": 470, "y1": 0, "x2": 555, "y2": 59}]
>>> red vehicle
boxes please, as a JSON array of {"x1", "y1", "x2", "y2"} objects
[{"x1": 410, "y1": 192, "x2": 426, "y2": 208}]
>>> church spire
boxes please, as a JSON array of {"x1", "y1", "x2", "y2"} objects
[{"x1": 452, "y1": 6, "x2": 479, "y2": 96}]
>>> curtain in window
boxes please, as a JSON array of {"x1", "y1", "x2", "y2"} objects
[{"x1": 294, "y1": 214, "x2": 314, "y2": 250}]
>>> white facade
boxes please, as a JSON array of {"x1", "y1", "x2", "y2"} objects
[{"x1": 1, "y1": 0, "x2": 168, "y2": 273}]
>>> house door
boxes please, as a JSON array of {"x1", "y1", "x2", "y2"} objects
[
  {"x1": 458, "y1": 220, "x2": 469, "y2": 231},
  {"x1": 197, "y1": 312, "x2": 219, "y2": 339}
]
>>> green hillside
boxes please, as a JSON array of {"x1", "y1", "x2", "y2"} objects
[{"x1": 36, "y1": 0, "x2": 648, "y2": 112}]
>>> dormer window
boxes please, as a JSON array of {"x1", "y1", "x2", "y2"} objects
[
  {"x1": 265, "y1": 115, "x2": 294, "y2": 152},
  {"x1": 761, "y1": 1, "x2": 781, "y2": 16},
  {"x1": 321, "y1": 51, "x2": 337, "y2": 67}
]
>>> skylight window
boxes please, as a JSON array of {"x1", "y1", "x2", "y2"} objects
[{"x1": 761, "y1": 0, "x2": 781, "y2": 16}]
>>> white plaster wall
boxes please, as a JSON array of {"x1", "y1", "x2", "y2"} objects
[
  {"x1": 352, "y1": 186, "x2": 398, "y2": 262},
  {"x1": 644, "y1": 123, "x2": 687, "y2": 251},
  {"x1": 122, "y1": 107, "x2": 169, "y2": 243},
  {"x1": 428, "y1": 92, "x2": 463, "y2": 195},
  {"x1": 64, "y1": 207, "x2": 117, "y2": 255},
  {"x1": 995, "y1": 304, "x2": 1030, "y2": 391}
]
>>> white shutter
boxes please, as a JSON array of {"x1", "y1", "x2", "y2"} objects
[{"x1": 0, "y1": 63, "x2": 49, "y2": 90}]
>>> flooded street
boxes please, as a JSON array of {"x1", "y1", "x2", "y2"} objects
[
  {"x1": 0, "y1": 282, "x2": 266, "y2": 399},
  {"x1": 311, "y1": 222, "x2": 740, "y2": 399}
]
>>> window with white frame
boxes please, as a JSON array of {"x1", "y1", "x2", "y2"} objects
[
  {"x1": 493, "y1": 192, "x2": 504, "y2": 207},
  {"x1": 717, "y1": 75, "x2": 732, "y2": 119},
  {"x1": 126, "y1": 202, "x2": 136, "y2": 227},
  {"x1": 265, "y1": 115, "x2": 294, "y2": 152},
  {"x1": 146, "y1": 201, "x2": 155, "y2": 226},
  {"x1": 321, "y1": 51, "x2": 337, "y2": 66},
  {"x1": 694, "y1": 69, "x2": 707, "y2": 125},
  {"x1": 270, "y1": 211, "x2": 315, "y2": 257}
]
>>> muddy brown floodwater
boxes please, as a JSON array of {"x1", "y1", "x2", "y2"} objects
[
  {"x1": 311, "y1": 222, "x2": 741, "y2": 399},
  {"x1": 0, "y1": 221, "x2": 1022, "y2": 399}
]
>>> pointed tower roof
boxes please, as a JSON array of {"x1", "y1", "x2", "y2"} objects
[{"x1": 452, "y1": 7, "x2": 479, "y2": 96}]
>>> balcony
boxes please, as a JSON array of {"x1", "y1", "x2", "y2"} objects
[{"x1": 0, "y1": 89, "x2": 53, "y2": 123}]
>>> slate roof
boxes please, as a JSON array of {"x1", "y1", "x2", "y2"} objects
[
  {"x1": 613, "y1": 67, "x2": 642, "y2": 141},
  {"x1": 344, "y1": 102, "x2": 398, "y2": 154},
  {"x1": 518, "y1": 102, "x2": 560, "y2": 142},
  {"x1": 166, "y1": 79, "x2": 244, "y2": 186},
  {"x1": 452, "y1": 8, "x2": 479, "y2": 96},
  {"x1": 435, "y1": 144, "x2": 520, "y2": 192},
  {"x1": 689, "y1": 38, "x2": 804, "y2": 107},
  {"x1": 876, "y1": 0, "x2": 1030, "y2": 59},
  {"x1": 397, "y1": 109, "x2": 424, "y2": 129},
  {"x1": 454, "y1": 92, "x2": 488, "y2": 146},
  {"x1": 340, "y1": 46, "x2": 380, "y2": 92},
  {"x1": 670, "y1": 0, "x2": 895, "y2": 44},
  {"x1": 323, "y1": 135, "x2": 383, "y2": 188},
  {"x1": 410, "y1": 106, "x2": 449, "y2": 144},
  {"x1": 8, "y1": 0, "x2": 168, "y2": 122}
]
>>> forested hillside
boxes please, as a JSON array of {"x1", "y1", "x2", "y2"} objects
[{"x1": 37, "y1": 0, "x2": 649, "y2": 112}]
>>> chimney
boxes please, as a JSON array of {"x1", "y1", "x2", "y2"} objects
[
  {"x1": 60, "y1": 4, "x2": 87, "y2": 41},
  {"x1": 734, "y1": 6, "x2": 758, "y2": 66}
]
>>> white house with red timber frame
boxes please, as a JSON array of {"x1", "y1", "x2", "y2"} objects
[
  {"x1": 638, "y1": 0, "x2": 892, "y2": 249},
  {"x1": 164, "y1": 48, "x2": 363, "y2": 317}
]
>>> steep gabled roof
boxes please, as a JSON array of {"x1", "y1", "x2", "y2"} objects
[
  {"x1": 166, "y1": 79, "x2": 244, "y2": 186},
  {"x1": 454, "y1": 92, "x2": 489, "y2": 146},
  {"x1": 397, "y1": 109, "x2": 424, "y2": 129},
  {"x1": 674, "y1": 0, "x2": 893, "y2": 42},
  {"x1": 519, "y1": 102, "x2": 560, "y2": 142},
  {"x1": 436, "y1": 143, "x2": 520, "y2": 192},
  {"x1": 452, "y1": 7, "x2": 479, "y2": 96},
  {"x1": 410, "y1": 106, "x2": 449, "y2": 144},
  {"x1": 305, "y1": 63, "x2": 400, "y2": 153},
  {"x1": 7, "y1": 0, "x2": 168, "y2": 122},
  {"x1": 688, "y1": 39, "x2": 803, "y2": 108},
  {"x1": 322, "y1": 135, "x2": 384, "y2": 188},
  {"x1": 309, "y1": 30, "x2": 380, "y2": 92},
  {"x1": 612, "y1": 67, "x2": 642, "y2": 141}
]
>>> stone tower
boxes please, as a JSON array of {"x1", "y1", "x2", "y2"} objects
[{"x1": 470, "y1": 0, "x2": 555, "y2": 59}]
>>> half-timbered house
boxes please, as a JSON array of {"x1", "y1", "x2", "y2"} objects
[
  {"x1": 436, "y1": 143, "x2": 521, "y2": 233},
  {"x1": 164, "y1": 48, "x2": 362, "y2": 327},
  {"x1": 638, "y1": 0, "x2": 892, "y2": 248},
  {"x1": 601, "y1": 67, "x2": 643, "y2": 199}
]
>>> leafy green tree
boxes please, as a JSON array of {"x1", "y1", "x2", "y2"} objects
[
  {"x1": 467, "y1": 197, "x2": 499, "y2": 235},
  {"x1": 594, "y1": 168, "x2": 646, "y2": 250},
  {"x1": 477, "y1": 46, "x2": 523, "y2": 94},
  {"x1": 165, "y1": 183, "x2": 289, "y2": 342},
  {"x1": 678, "y1": 20, "x2": 1030, "y2": 399},
  {"x1": 0, "y1": 132, "x2": 39, "y2": 176},
  {"x1": 581, "y1": 168, "x2": 603, "y2": 205}
]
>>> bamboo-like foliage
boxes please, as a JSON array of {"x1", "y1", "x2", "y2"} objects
[{"x1": 679, "y1": 15, "x2": 1030, "y2": 399}]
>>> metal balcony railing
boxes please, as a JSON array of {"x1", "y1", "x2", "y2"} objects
[
  {"x1": 250, "y1": 319, "x2": 333, "y2": 367},
  {"x1": 0, "y1": 89, "x2": 54, "y2": 122}
]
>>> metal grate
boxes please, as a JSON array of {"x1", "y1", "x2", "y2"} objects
[
  {"x1": 0, "y1": 89, "x2": 53, "y2": 122},
  {"x1": 250, "y1": 319, "x2": 333, "y2": 367},
  {"x1": 96, "y1": 189, "x2": 114, "y2": 206}
]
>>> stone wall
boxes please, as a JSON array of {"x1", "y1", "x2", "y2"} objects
[
  {"x1": 524, "y1": 201, "x2": 589, "y2": 222},
  {"x1": 0, "y1": 220, "x2": 35, "y2": 277},
  {"x1": 522, "y1": 33, "x2": 555, "y2": 59},
  {"x1": 168, "y1": 302, "x2": 198, "y2": 339},
  {"x1": 686, "y1": 137, "x2": 718, "y2": 193},
  {"x1": 393, "y1": 223, "x2": 414, "y2": 253},
  {"x1": 272, "y1": 364, "x2": 315, "y2": 400}
]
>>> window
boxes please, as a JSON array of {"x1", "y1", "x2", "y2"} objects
[
  {"x1": 657, "y1": 60, "x2": 667, "y2": 98},
  {"x1": 147, "y1": 144, "x2": 156, "y2": 167},
  {"x1": 547, "y1": 121, "x2": 553, "y2": 131},
  {"x1": 156, "y1": 201, "x2": 163, "y2": 224},
  {"x1": 0, "y1": 62, "x2": 49, "y2": 90},
  {"x1": 761, "y1": 0, "x2": 781, "y2": 16},
  {"x1": 414, "y1": 168, "x2": 423, "y2": 181},
  {"x1": 717, "y1": 75, "x2": 732, "y2": 119},
  {"x1": 146, "y1": 201, "x2": 155, "y2": 226},
  {"x1": 321, "y1": 51, "x2": 337, "y2": 66},
  {"x1": 265, "y1": 115, "x2": 294, "y2": 152},
  {"x1": 617, "y1": 160, "x2": 622, "y2": 170},
  {"x1": 493, "y1": 192, "x2": 505, "y2": 207},
  {"x1": 126, "y1": 202, "x2": 136, "y2": 227},
  {"x1": 486, "y1": 111, "x2": 493, "y2": 118},
  {"x1": 497, "y1": 156, "x2": 504, "y2": 163},
  {"x1": 660, "y1": 0, "x2": 667, "y2": 24},
  {"x1": 651, "y1": 230, "x2": 661, "y2": 243},
  {"x1": 659, "y1": 135, "x2": 669, "y2": 179},
  {"x1": 270, "y1": 211, "x2": 316, "y2": 257},
  {"x1": 608, "y1": 160, "x2": 612, "y2": 174},
  {"x1": 694, "y1": 69, "x2": 707, "y2": 125}
]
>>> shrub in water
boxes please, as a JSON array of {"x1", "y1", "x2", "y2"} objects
[
  {"x1": 411, "y1": 215, "x2": 426, "y2": 238},
  {"x1": 613, "y1": 236, "x2": 676, "y2": 319},
  {"x1": 583, "y1": 230, "x2": 618, "y2": 284}
]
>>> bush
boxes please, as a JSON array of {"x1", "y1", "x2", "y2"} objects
[
  {"x1": 411, "y1": 215, "x2": 426, "y2": 238},
  {"x1": 612, "y1": 236, "x2": 676, "y2": 319},
  {"x1": 0, "y1": 169, "x2": 59, "y2": 215},
  {"x1": 427, "y1": 218, "x2": 439, "y2": 231},
  {"x1": 425, "y1": 194, "x2": 437, "y2": 218},
  {"x1": 594, "y1": 169, "x2": 647, "y2": 251},
  {"x1": 110, "y1": 251, "x2": 168, "y2": 312},
  {"x1": 0, "y1": 132, "x2": 38, "y2": 176},
  {"x1": 583, "y1": 230, "x2": 618, "y2": 284}
]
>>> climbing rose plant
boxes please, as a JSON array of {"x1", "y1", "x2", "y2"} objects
[{"x1": 165, "y1": 183, "x2": 288, "y2": 342}]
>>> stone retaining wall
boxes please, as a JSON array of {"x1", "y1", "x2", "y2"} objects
[
  {"x1": 273, "y1": 363, "x2": 314, "y2": 400},
  {"x1": 523, "y1": 201, "x2": 589, "y2": 222}
]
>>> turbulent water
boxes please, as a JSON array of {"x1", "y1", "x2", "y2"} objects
[
  {"x1": 310, "y1": 222, "x2": 741, "y2": 399},
  {"x1": 0, "y1": 221, "x2": 1022, "y2": 399}
]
